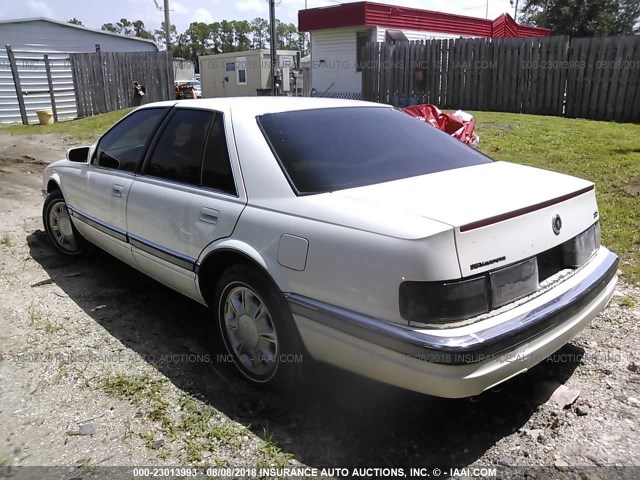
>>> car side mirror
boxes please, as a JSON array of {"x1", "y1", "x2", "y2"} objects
[
  {"x1": 97, "y1": 151, "x2": 120, "y2": 170},
  {"x1": 66, "y1": 146, "x2": 90, "y2": 163}
]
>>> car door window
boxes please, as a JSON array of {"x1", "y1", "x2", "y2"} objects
[
  {"x1": 202, "y1": 113, "x2": 237, "y2": 195},
  {"x1": 145, "y1": 109, "x2": 213, "y2": 186},
  {"x1": 95, "y1": 108, "x2": 167, "y2": 172}
]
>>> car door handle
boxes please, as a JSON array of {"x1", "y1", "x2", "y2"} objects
[
  {"x1": 199, "y1": 207, "x2": 219, "y2": 225},
  {"x1": 112, "y1": 184, "x2": 124, "y2": 197}
]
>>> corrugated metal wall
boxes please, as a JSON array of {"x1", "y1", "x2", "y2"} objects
[
  {"x1": 0, "y1": 19, "x2": 158, "y2": 124},
  {"x1": 310, "y1": 28, "x2": 363, "y2": 97},
  {"x1": 0, "y1": 47, "x2": 19, "y2": 123},
  {"x1": 1, "y1": 44, "x2": 77, "y2": 124}
]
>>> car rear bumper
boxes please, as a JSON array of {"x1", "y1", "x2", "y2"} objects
[{"x1": 288, "y1": 247, "x2": 618, "y2": 398}]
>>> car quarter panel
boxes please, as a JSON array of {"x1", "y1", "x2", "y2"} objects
[
  {"x1": 226, "y1": 204, "x2": 460, "y2": 324},
  {"x1": 220, "y1": 103, "x2": 462, "y2": 324}
]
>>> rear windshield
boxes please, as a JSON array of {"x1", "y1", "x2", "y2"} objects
[{"x1": 258, "y1": 107, "x2": 492, "y2": 194}]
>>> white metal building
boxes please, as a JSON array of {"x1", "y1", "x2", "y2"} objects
[
  {"x1": 0, "y1": 18, "x2": 158, "y2": 124},
  {"x1": 298, "y1": 1, "x2": 550, "y2": 99},
  {"x1": 199, "y1": 49, "x2": 301, "y2": 98}
]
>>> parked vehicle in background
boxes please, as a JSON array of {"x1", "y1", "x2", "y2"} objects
[
  {"x1": 174, "y1": 81, "x2": 201, "y2": 99},
  {"x1": 187, "y1": 81, "x2": 202, "y2": 98},
  {"x1": 41, "y1": 98, "x2": 618, "y2": 398}
]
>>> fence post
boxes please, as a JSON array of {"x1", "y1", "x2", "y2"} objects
[
  {"x1": 6, "y1": 45, "x2": 28, "y2": 125},
  {"x1": 69, "y1": 54, "x2": 84, "y2": 118},
  {"x1": 43, "y1": 54, "x2": 58, "y2": 123},
  {"x1": 95, "y1": 44, "x2": 108, "y2": 113}
]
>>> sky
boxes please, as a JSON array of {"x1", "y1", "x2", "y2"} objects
[{"x1": 0, "y1": 0, "x2": 520, "y2": 34}]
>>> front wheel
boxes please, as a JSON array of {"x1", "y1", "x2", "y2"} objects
[
  {"x1": 215, "y1": 263, "x2": 303, "y2": 389},
  {"x1": 43, "y1": 190, "x2": 84, "y2": 256}
]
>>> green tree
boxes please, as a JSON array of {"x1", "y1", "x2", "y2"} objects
[
  {"x1": 176, "y1": 22, "x2": 217, "y2": 66},
  {"x1": 101, "y1": 23, "x2": 118, "y2": 33},
  {"x1": 234, "y1": 20, "x2": 252, "y2": 51},
  {"x1": 68, "y1": 18, "x2": 83, "y2": 25},
  {"x1": 519, "y1": 0, "x2": 640, "y2": 35},
  {"x1": 117, "y1": 18, "x2": 136, "y2": 35},
  {"x1": 220, "y1": 20, "x2": 235, "y2": 52},
  {"x1": 132, "y1": 20, "x2": 153, "y2": 40},
  {"x1": 154, "y1": 23, "x2": 178, "y2": 50},
  {"x1": 250, "y1": 17, "x2": 269, "y2": 49}
]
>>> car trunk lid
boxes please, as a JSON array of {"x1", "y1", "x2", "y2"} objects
[{"x1": 334, "y1": 161, "x2": 598, "y2": 277}]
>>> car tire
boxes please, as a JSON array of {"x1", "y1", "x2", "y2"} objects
[
  {"x1": 43, "y1": 190, "x2": 85, "y2": 256},
  {"x1": 215, "y1": 263, "x2": 303, "y2": 389}
]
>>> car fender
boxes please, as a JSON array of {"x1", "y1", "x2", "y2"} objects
[
  {"x1": 196, "y1": 238, "x2": 292, "y2": 292},
  {"x1": 43, "y1": 169, "x2": 62, "y2": 196}
]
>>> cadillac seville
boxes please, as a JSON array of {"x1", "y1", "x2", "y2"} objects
[{"x1": 41, "y1": 98, "x2": 618, "y2": 397}]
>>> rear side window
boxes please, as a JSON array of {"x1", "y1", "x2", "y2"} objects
[
  {"x1": 145, "y1": 109, "x2": 213, "y2": 186},
  {"x1": 96, "y1": 108, "x2": 167, "y2": 172},
  {"x1": 202, "y1": 114, "x2": 236, "y2": 195},
  {"x1": 258, "y1": 107, "x2": 493, "y2": 194}
]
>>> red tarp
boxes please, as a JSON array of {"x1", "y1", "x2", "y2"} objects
[{"x1": 402, "y1": 104, "x2": 479, "y2": 146}]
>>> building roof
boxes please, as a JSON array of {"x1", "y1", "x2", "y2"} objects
[
  {"x1": 298, "y1": 2, "x2": 550, "y2": 37},
  {"x1": 199, "y1": 49, "x2": 300, "y2": 60},
  {"x1": 0, "y1": 17, "x2": 158, "y2": 47}
]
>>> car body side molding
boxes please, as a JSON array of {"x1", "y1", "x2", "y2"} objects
[
  {"x1": 67, "y1": 205, "x2": 127, "y2": 242},
  {"x1": 68, "y1": 205, "x2": 196, "y2": 271}
]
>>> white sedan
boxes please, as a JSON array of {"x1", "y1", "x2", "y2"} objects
[{"x1": 41, "y1": 98, "x2": 618, "y2": 398}]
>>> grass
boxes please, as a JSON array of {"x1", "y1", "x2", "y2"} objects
[
  {"x1": 102, "y1": 374, "x2": 272, "y2": 464},
  {"x1": 617, "y1": 295, "x2": 636, "y2": 308},
  {"x1": 178, "y1": 394, "x2": 243, "y2": 462},
  {"x1": 0, "y1": 108, "x2": 133, "y2": 143},
  {"x1": 1, "y1": 108, "x2": 636, "y2": 280},
  {"x1": 259, "y1": 425, "x2": 294, "y2": 468},
  {"x1": 1, "y1": 233, "x2": 12, "y2": 247},
  {"x1": 474, "y1": 112, "x2": 640, "y2": 283}
]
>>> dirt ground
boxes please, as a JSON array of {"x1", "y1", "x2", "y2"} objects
[{"x1": 0, "y1": 131, "x2": 639, "y2": 479}]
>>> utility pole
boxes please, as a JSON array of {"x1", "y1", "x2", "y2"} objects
[
  {"x1": 510, "y1": 0, "x2": 520, "y2": 20},
  {"x1": 269, "y1": 0, "x2": 277, "y2": 95},
  {"x1": 164, "y1": 0, "x2": 171, "y2": 49}
]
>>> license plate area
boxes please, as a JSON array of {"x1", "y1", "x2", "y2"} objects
[{"x1": 490, "y1": 257, "x2": 539, "y2": 309}]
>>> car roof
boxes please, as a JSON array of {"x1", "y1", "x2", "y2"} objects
[{"x1": 137, "y1": 97, "x2": 389, "y2": 117}]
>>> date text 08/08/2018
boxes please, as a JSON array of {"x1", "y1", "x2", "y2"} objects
[{"x1": 131, "y1": 466, "x2": 498, "y2": 478}]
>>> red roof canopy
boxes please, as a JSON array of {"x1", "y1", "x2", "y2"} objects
[{"x1": 298, "y1": 2, "x2": 550, "y2": 38}]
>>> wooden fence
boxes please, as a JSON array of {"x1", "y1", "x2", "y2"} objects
[
  {"x1": 70, "y1": 50, "x2": 174, "y2": 118},
  {"x1": 362, "y1": 35, "x2": 640, "y2": 122}
]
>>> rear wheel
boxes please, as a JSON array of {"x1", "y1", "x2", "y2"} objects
[
  {"x1": 215, "y1": 263, "x2": 303, "y2": 389},
  {"x1": 43, "y1": 190, "x2": 84, "y2": 255}
]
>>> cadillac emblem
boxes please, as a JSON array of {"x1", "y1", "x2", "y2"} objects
[{"x1": 552, "y1": 214, "x2": 562, "y2": 235}]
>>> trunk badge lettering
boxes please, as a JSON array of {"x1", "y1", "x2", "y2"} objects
[{"x1": 470, "y1": 256, "x2": 506, "y2": 271}]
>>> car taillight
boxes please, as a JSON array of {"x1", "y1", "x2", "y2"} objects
[
  {"x1": 399, "y1": 276, "x2": 490, "y2": 324},
  {"x1": 401, "y1": 222, "x2": 601, "y2": 325}
]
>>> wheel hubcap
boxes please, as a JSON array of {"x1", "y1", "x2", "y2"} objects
[
  {"x1": 223, "y1": 286, "x2": 278, "y2": 376},
  {"x1": 48, "y1": 201, "x2": 78, "y2": 252}
]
